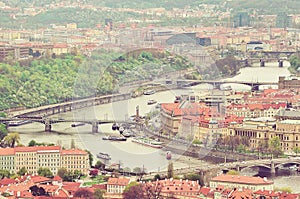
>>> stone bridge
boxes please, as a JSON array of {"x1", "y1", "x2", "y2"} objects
[
  {"x1": 0, "y1": 117, "x2": 139, "y2": 133},
  {"x1": 199, "y1": 158, "x2": 300, "y2": 174},
  {"x1": 161, "y1": 79, "x2": 278, "y2": 91}
]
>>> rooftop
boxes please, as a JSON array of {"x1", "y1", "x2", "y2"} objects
[{"x1": 211, "y1": 175, "x2": 273, "y2": 185}]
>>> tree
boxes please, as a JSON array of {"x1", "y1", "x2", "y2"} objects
[
  {"x1": 28, "y1": 140, "x2": 37, "y2": 146},
  {"x1": 17, "y1": 167, "x2": 27, "y2": 176},
  {"x1": 227, "y1": 170, "x2": 240, "y2": 175},
  {"x1": 74, "y1": 188, "x2": 95, "y2": 198},
  {"x1": 29, "y1": 185, "x2": 48, "y2": 196},
  {"x1": 153, "y1": 174, "x2": 161, "y2": 181},
  {"x1": 95, "y1": 160, "x2": 105, "y2": 170},
  {"x1": 37, "y1": 167, "x2": 53, "y2": 178},
  {"x1": 143, "y1": 182, "x2": 163, "y2": 199},
  {"x1": 85, "y1": 150, "x2": 93, "y2": 167},
  {"x1": 0, "y1": 123, "x2": 8, "y2": 140},
  {"x1": 70, "y1": 139, "x2": 75, "y2": 149},
  {"x1": 4, "y1": 132, "x2": 20, "y2": 147},
  {"x1": 0, "y1": 169, "x2": 11, "y2": 179},
  {"x1": 167, "y1": 161, "x2": 174, "y2": 179},
  {"x1": 94, "y1": 188, "x2": 105, "y2": 199},
  {"x1": 274, "y1": 187, "x2": 292, "y2": 193},
  {"x1": 123, "y1": 182, "x2": 145, "y2": 199},
  {"x1": 184, "y1": 173, "x2": 205, "y2": 186},
  {"x1": 268, "y1": 136, "x2": 283, "y2": 158},
  {"x1": 133, "y1": 167, "x2": 142, "y2": 175},
  {"x1": 293, "y1": 147, "x2": 300, "y2": 155},
  {"x1": 57, "y1": 168, "x2": 68, "y2": 179}
]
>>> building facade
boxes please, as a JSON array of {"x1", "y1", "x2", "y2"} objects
[
  {"x1": 60, "y1": 149, "x2": 90, "y2": 175},
  {"x1": 0, "y1": 146, "x2": 89, "y2": 175},
  {"x1": 210, "y1": 175, "x2": 274, "y2": 191}
]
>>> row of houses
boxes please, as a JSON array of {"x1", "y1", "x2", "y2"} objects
[
  {"x1": 160, "y1": 89, "x2": 300, "y2": 153},
  {"x1": 0, "y1": 146, "x2": 89, "y2": 176},
  {"x1": 0, "y1": 174, "x2": 281, "y2": 198}
]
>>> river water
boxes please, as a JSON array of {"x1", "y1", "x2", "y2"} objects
[{"x1": 9, "y1": 61, "x2": 300, "y2": 192}]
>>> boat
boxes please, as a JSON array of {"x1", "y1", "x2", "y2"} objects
[
  {"x1": 147, "y1": 99, "x2": 157, "y2": 105},
  {"x1": 174, "y1": 96, "x2": 181, "y2": 103},
  {"x1": 118, "y1": 126, "x2": 125, "y2": 133},
  {"x1": 112, "y1": 123, "x2": 119, "y2": 131},
  {"x1": 143, "y1": 90, "x2": 155, "y2": 95},
  {"x1": 71, "y1": 122, "x2": 85, "y2": 127},
  {"x1": 131, "y1": 137, "x2": 163, "y2": 148},
  {"x1": 8, "y1": 120, "x2": 32, "y2": 126},
  {"x1": 102, "y1": 136, "x2": 127, "y2": 141},
  {"x1": 121, "y1": 129, "x2": 133, "y2": 138},
  {"x1": 166, "y1": 151, "x2": 172, "y2": 160},
  {"x1": 97, "y1": 152, "x2": 111, "y2": 160}
]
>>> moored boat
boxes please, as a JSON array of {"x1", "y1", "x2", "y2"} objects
[
  {"x1": 97, "y1": 152, "x2": 111, "y2": 160},
  {"x1": 112, "y1": 123, "x2": 119, "y2": 131},
  {"x1": 143, "y1": 90, "x2": 155, "y2": 95},
  {"x1": 147, "y1": 99, "x2": 157, "y2": 105},
  {"x1": 71, "y1": 122, "x2": 85, "y2": 127},
  {"x1": 132, "y1": 137, "x2": 163, "y2": 148},
  {"x1": 166, "y1": 151, "x2": 172, "y2": 160},
  {"x1": 102, "y1": 136, "x2": 127, "y2": 141}
]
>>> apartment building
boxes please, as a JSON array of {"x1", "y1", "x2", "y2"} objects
[
  {"x1": 210, "y1": 175, "x2": 274, "y2": 191},
  {"x1": 61, "y1": 149, "x2": 90, "y2": 175},
  {"x1": 1, "y1": 146, "x2": 89, "y2": 175},
  {"x1": 0, "y1": 148, "x2": 15, "y2": 174}
]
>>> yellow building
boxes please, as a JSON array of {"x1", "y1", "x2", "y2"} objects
[
  {"x1": 210, "y1": 175, "x2": 274, "y2": 191},
  {"x1": 274, "y1": 120, "x2": 300, "y2": 152},
  {"x1": 60, "y1": 149, "x2": 89, "y2": 175},
  {"x1": 3, "y1": 146, "x2": 89, "y2": 175},
  {"x1": 37, "y1": 146, "x2": 61, "y2": 175},
  {"x1": 15, "y1": 147, "x2": 38, "y2": 174},
  {"x1": 0, "y1": 148, "x2": 15, "y2": 174}
]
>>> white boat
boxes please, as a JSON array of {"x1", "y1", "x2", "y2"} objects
[
  {"x1": 97, "y1": 152, "x2": 111, "y2": 160},
  {"x1": 147, "y1": 99, "x2": 157, "y2": 105},
  {"x1": 143, "y1": 90, "x2": 155, "y2": 95},
  {"x1": 132, "y1": 137, "x2": 163, "y2": 148}
]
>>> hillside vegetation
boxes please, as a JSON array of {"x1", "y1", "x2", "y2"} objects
[{"x1": 0, "y1": 50, "x2": 192, "y2": 110}]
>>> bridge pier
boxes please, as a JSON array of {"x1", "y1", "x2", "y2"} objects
[
  {"x1": 278, "y1": 60, "x2": 283, "y2": 67},
  {"x1": 236, "y1": 164, "x2": 240, "y2": 172},
  {"x1": 92, "y1": 121, "x2": 98, "y2": 133},
  {"x1": 45, "y1": 121, "x2": 52, "y2": 132},
  {"x1": 270, "y1": 161, "x2": 275, "y2": 174},
  {"x1": 260, "y1": 59, "x2": 265, "y2": 67}
]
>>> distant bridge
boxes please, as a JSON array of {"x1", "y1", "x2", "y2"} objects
[
  {"x1": 162, "y1": 79, "x2": 278, "y2": 91},
  {"x1": 0, "y1": 117, "x2": 139, "y2": 133},
  {"x1": 197, "y1": 157, "x2": 300, "y2": 175},
  {"x1": 5, "y1": 93, "x2": 131, "y2": 119},
  {"x1": 247, "y1": 51, "x2": 296, "y2": 59}
]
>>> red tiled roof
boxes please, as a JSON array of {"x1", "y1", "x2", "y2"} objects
[
  {"x1": 14, "y1": 146, "x2": 61, "y2": 153},
  {"x1": 30, "y1": 175, "x2": 52, "y2": 183},
  {"x1": 0, "y1": 177, "x2": 16, "y2": 186},
  {"x1": 61, "y1": 149, "x2": 87, "y2": 155},
  {"x1": 211, "y1": 175, "x2": 273, "y2": 185},
  {"x1": 107, "y1": 177, "x2": 130, "y2": 186},
  {"x1": 0, "y1": 148, "x2": 15, "y2": 155},
  {"x1": 52, "y1": 175, "x2": 62, "y2": 181}
]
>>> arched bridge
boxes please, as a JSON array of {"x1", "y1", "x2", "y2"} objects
[
  {"x1": 196, "y1": 158, "x2": 300, "y2": 175},
  {"x1": 0, "y1": 117, "x2": 139, "y2": 133},
  {"x1": 222, "y1": 158, "x2": 300, "y2": 174},
  {"x1": 164, "y1": 79, "x2": 278, "y2": 91}
]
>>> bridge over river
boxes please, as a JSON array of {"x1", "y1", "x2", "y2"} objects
[{"x1": 0, "y1": 117, "x2": 139, "y2": 133}]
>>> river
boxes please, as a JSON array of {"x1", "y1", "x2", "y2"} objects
[{"x1": 8, "y1": 61, "x2": 300, "y2": 192}]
